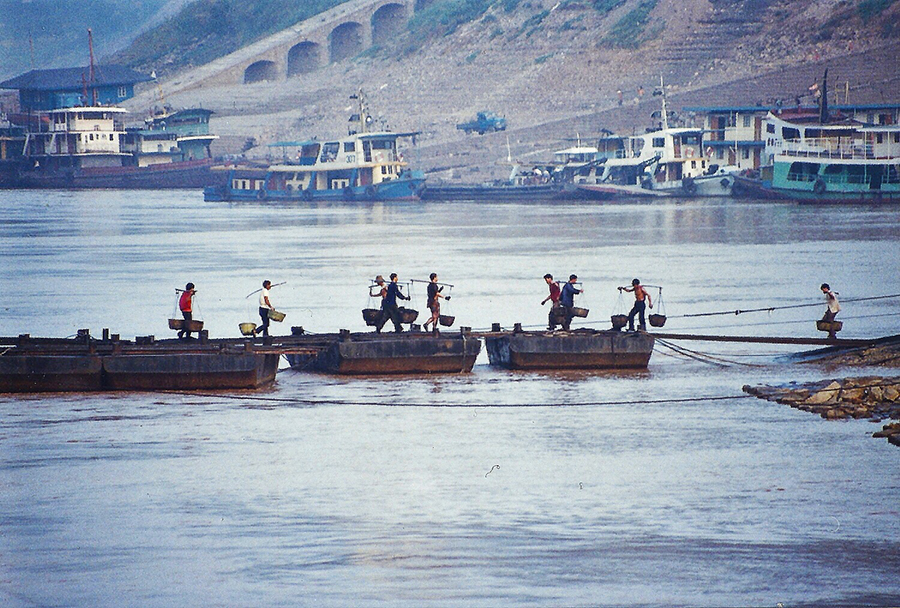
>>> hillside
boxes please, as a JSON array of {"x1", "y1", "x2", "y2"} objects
[
  {"x1": 120, "y1": 0, "x2": 900, "y2": 182},
  {"x1": 0, "y1": 0, "x2": 193, "y2": 81}
]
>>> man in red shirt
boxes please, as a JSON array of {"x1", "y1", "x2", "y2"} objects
[
  {"x1": 541, "y1": 273, "x2": 562, "y2": 330},
  {"x1": 178, "y1": 282, "x2": 196, "y2": 340}
]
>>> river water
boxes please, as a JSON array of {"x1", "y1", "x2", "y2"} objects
[{"x1": 0, "y1": 190, "x2": 898, "y2": 606}]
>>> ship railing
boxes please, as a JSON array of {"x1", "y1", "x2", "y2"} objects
[{"x1": 779, "y1": 138, "x2": 875, "y2": 160}]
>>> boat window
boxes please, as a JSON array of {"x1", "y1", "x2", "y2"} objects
[
  {"x1": 682, "y1": 133, "x2": 702, "y2": 146},
  {"x1": 885, "y1": 165, "x2": 900, "y2": 184},
  {"x1": 782, "y1": 127, "x2": 800, "y2": 140},
  {"x1": 742, "y1": 115, "x2": 752, "y2": 128},
  {"x1": 321, "y1": 142, "x2": 339, "y2": 163},
  {"x1": 766, "y1": 123, "x2": 775, "y2": 134},
  {"x1": 652, "y1": 137, "x2": 664, "y2": 148},
  {"x1": 846, "y1": 165, "x2": 865, "y2": 184},
  {"x1": 343, "y1": 141, "x2": 356, "y2": 152},
  {"x1": 787, "y1": 161, "x2": 819, "y2": 181}
]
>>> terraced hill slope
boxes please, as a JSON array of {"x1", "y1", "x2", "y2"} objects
[{"x1": 120, "y1": 0, "x2": 900, "y2": 182}]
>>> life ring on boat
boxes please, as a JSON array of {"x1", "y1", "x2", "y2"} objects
[
  {"x1": 682, "y1": 178, "x2": 697, "y2": 195},
  {"x1": 256, "y1": 189, "x2": 267, "y2": 200},
  {"x1": 343, "y1": 186, "x2": 355, "y2": 200},
  {"x1": 302, "y1": 188, "x2": 314, "y2": 201},
  {"x1": 684, "y1": 146, "x2": 695, "y2": 157},
  {"x1": 813, "y1": 178, "x2": 826, "y2": 195},
  {"x1": 720, "y1": 177, "x2": 731, "y2": 189},
  {"x1": 365, "y1": 185, "x2": 377, "y2": 199}
]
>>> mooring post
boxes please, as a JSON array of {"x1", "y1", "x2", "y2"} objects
[
  {"x1": 460, "y1": 326, "x2": 471, "y2": 336},
  {"x1": 291, "y1": 326, "x2": 305, "y2": 336},
  {"x1": 339, "y1": 329, "x2": 351, "y2": 342},
  {"x1": 491, "y1": 323, "x2": 501, "y2": 332},
  {"x1": 199, "y1": 330, "x2": 209, "y2": 344},
  {"x1": 102, "y1": 328, "x2": 109, "y2": 341},
  {"x1": 513, "y1": 323, "x2": 523, "y2": 333}
]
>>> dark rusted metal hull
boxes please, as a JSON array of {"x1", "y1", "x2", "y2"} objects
[
  {"x1": 102, "y1": 353, "x2": 279, "y2": 390},
  {"x1": 0, "y1": 355, "x2": 104, "y2": 392},
  {"x1": 0, "y1": 343, "x2": 280, "y2": 393},
  {"x1": 484, "y1": 330, "x2": 654, "y2": 370},
  {"x1": 288, "y1": 333, "x2": 481, "y2": 375}
]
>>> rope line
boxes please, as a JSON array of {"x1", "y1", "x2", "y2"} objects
[
  {"x1": 160, "y1": 390, "x2": 754, "y2": 408},
  {"x1": 669, "y1": 293, "x2": 900, "y2": 320}
]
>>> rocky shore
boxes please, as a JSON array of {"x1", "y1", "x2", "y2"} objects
[{"x1": 744, "y1": 376, "x2": 900, "y2": 448}]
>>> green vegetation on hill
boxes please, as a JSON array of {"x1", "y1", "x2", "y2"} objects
[
  {"x1": 602, "y1": 0, "x2": 661, "y2": 48},
  {"x1": 113, "y1": 0, "x2": 347, "y2": 75},
  {"x1": 0, "y1": 0, "x2": 170, "y2": 80}
]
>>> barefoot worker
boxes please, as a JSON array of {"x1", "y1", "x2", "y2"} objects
[
  {"x1": 422, "y1": 273, "x2": 449, "y2": 334},
  {"x1": 820, "y1": 283, "x2": 841, "y2": 338},
  {"x1": 620, "y1": 278, "x2": 652, "y2": 331},
  {"x1": 377, "y1": 273, "x2": 410, "y2": 333},
  {"x1": 256, "y1": 280, "x2": 274, "y2": 337},
  {"x1": 177, "y1": 282, "x2": 196, "y2": 340}
]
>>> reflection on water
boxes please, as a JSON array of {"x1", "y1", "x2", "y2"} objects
[{"x1": 0, "y1": 190, "x2": 899, "y2": 606}]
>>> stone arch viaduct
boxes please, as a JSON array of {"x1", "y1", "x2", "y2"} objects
[{"x1": 166, "y1": 0, "x2": 431, "y2": 92}]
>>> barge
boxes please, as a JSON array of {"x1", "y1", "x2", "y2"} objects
[
  {"x1": 484, "y1": 328, "x2": 654, "y2": 370},
  {"x1": 0, "y1": 331, "x2": 283, "y2": 393},
  {"x1": 286, "y1": 329, "x2": 481, "y2": 374}
]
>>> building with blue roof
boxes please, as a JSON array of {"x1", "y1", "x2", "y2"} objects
[{"x1": 0, "y1": 65, "x2": 151, "y2": 112}]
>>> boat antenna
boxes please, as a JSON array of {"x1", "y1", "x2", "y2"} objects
[{"x1": 87, "y1": 28, "x2": 98, "y2": 106}]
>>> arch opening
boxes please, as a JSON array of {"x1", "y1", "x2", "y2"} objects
[
  {"x1": 287, "y1": 41, "x2": 321, "y2": 76},
  {"x1": 371, "y1": 4, "x2": 407, "y2": 46},
  {"x1": 244, "y1": 60, "x2": 278, "y2": 84},
  {"x1": 329, "y1": 22, "x2": 364, "y2": 63}
]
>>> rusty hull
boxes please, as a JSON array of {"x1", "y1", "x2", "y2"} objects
[
  {"x1": 290, "y1": 332, "x2": 482, "y2": 375},
  {"x1": 484, "y1": 329, "x2": 654, "y2": 370},
  {"x1": 0, "y1": 334, "x2": 282, "y2": 393}
]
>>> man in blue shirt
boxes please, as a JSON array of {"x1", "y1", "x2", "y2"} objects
[
  {"x1": 559, "y1": 274, "x2": 583, "y2": 330},
  {"x1": 377, "y1": 273, "x2": 410, "y2": 333}
]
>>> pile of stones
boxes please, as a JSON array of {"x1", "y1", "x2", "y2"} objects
[{"x1": 743, "y1": 376, "x2": 900, "y2": 447}]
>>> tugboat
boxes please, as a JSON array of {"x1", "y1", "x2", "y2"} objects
[
  {"x1": 576, "y1": 79, "x2": 736, "y2": 199},
  {"x1": 204, "y1": 90, "x2": 425, "y2": 202}
]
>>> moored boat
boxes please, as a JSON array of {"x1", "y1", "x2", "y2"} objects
[
  {"x1": 484, "y1": 328, "x2": 654, "y2": 370},
  {"x1": 204, "y1": 91, "x2": 425, "y2": 202},
  {"x1": 734, "y1": 118, "x2": 900, "y2": 203}
]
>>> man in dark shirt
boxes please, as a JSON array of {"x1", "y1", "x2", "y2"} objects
[
  {"x1": 559, "y1": 274, "x2": 583, "y2": 331},
  {"x1": 423, "y1": 273, "x2": 448, "y2": 334},
  {"x1": 541, "y1": 273, "x2": 562, "y2": 330},
  {"x1": 377, "y1": 273, "x2": 410, "y2": 333}
]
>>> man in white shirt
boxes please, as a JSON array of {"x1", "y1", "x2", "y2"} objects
[
  {"x1": 820, "y1": 283, "x2": 840, "y2": 338},
  {"x1": 256, "y1": 280, "x2": 273, "y2": 337}
]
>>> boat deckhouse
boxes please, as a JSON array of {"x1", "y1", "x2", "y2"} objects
[
  {"x1": 0, "y1": 65, "x2": 151, "y2": 112},
  {"x1": 684, "y1": 103, "x2": 900, "y2": 171}
]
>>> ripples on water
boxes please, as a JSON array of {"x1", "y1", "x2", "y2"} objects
[{"x1": 0, "y1": 190, "x2": 899, "y2": 606}]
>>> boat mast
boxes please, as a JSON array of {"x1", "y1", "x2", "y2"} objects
[
  {"x1": 659, "y1": 74, "x2": 669, "y2": 131},
  {"x1": 88, "y1": 28, "x2": 98, "y2": 106},
  {"x1": 349, "y1": 89, "x2": 370, "y2": 135}
]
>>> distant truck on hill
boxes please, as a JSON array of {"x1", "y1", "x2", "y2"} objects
[{"x1": 456, "y1": 111, "x2": 507, "y2": 135}]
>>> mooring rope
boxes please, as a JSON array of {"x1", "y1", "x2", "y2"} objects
[{"x1": 159, "y1": 390, "x2": 754, "y2": 408}]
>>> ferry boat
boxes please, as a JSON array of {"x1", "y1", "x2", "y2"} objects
[
  {"x1": 733, "y1": 113, "x2": 900, "y2": 203},
  {"x1": 204, "y1": 91, "x2": 425, "y2": 202},
  {"x1": 9, "y1": 105, "x2": 219, "y2": 189}
]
